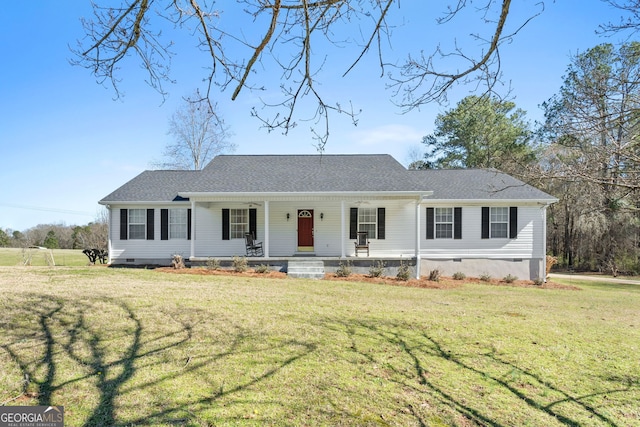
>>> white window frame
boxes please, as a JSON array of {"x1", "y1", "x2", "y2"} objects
[
  {"x1": 490, "y1": 207, "x2": 509, "y2": 238},
  {"x1": 435, "y1": 207, "x2": 453, "y2": 239},
  {"x1": 230, "y1": 208, "x2": 249, "y2": 239},
  {"x1": 358, "y1": 207, "x2": 377, "y2": 239},
  {"x1": 128, "y1": 208, "x2": 146, "y2": 240},
  {"x1": 169, "y1": 208, "x2": 188, "y2": 239}
]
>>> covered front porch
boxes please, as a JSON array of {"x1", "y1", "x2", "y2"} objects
[
  {"x1": 184, "y1": 193, "x2": 427, "y2": 268},
  {"x1": 182, "y1": 192, "x2": 431, "y2": 277}
]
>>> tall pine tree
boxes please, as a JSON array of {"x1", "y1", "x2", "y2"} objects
[{"x1": 421, "y1": 96, "x2": 535, "y2": 174}]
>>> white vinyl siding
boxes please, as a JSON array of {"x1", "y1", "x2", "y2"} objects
[
  {"x1": 191, "y1": 205, "x2": 260, "y2": 257},
  {"x1": 420, "y1": 205, "x2": 544, "y2": 259},
  {"x1": 170, "y1": 209, "x2": 188, "y2": 239},
  {"x1": 108, "y1": 201, "x2": 546, "y2": 272},
  {"x1": 191, "y1": 200, "x2": 415, "y2": 258},
  {"x1": 109, "y1": 205, "x2": 191, "y2": 263},
  {"x1": 490, "y1": 207, "x2": 508, "y2": 238},
  {"x1": 128, "y1": 209, "x2": 146, "y2": 239}
]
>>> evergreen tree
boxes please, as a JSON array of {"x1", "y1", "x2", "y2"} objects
[
  {"x1": 422, "y1": 96, "x2": 535, "y2": 174},
  {"x1": 540, "y1": 42, "x2": 640, "y2": 272},
  {"x1": 0, "y1": 229, "x2": 9, "y2": 247},
  {"x1": 43, "y1": 230, "x2": 59, "y2": 249}
]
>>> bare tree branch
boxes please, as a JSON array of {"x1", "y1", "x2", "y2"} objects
[
  {"x1": 389, "y1": 0, "x2": 543, "y2": 111},
  {"x1": 232, "y1": 0, "x2": 281, "y2": 101},
  {"x1": 152, "y1": 92, "x2": 235, "y2": 170},
  {"x1": 71, "y1": 1, "x2": 540, "y2": 148},
  {"x1": 599, "y1": 0, "x2": 640, "y2": 35}
]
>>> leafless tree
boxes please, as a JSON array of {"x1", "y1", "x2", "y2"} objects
[
  {"x1": 600, "y1": 0, "x2": 640, "y2": 34},
  {"x1": 153, "y1": 93, "x2": 235, "y2": 170},
  {"x1": 71, "y1": 0, "x2": 541, "y2": 150},
  {"x1": 405, "y1": 144, "x2": 427, "y2": 170},
  {"x1": 533, "y1": 42, "x2": 640, "y2": 273},
  {"x1": 73, "y1": 210, "x2": 109, "y2": 250},
  {"x1": 538, "y1": 43, "x2": 640, "y2": 191},
  {"x1": 90, "y1": 208, "x2": 110, "y2": 250}
]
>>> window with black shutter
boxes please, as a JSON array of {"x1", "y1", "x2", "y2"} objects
[
  {"x1": 454, "y1": 207, "x2": 462, "y2": 239},
  {"x1": 146, "y1": 209, "x2": 155, "y2": 240},
  {"x1": 350, "y1": 207, "x2": 385, "y2": 239},
  {"x1": 509, "y1": 207, "x2": 518, "y2": 238},
  {"x1": 482, "y1": 206, "x2": 517, "y2": 239},
  {"x1": 427, "y1": 207, "x2": 461, "y2": 239},
  {"x1": 377, "y1": 208, "x2": 385, "y2": 240},
  {"x1": 222, "y1": 209, "x2": 230, "y2": 240},
  {"x1": 120, "y1": 209, "x2": 128, "y2": 240}
]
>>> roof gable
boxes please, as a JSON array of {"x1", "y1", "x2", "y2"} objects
[{"x1": 191, "y1": 154, "x2": 418, "y2": 193}]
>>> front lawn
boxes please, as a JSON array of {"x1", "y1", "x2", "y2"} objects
[{"x1": 0, "y1": 267, "x2": 638, "y2": 426}]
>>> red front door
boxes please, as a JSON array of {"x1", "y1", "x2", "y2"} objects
[{"x1": 297, "y1": 209, "x2": 314, "y2": 249}]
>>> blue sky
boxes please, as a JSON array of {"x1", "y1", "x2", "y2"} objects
[{"x1": 0, "y1": 1, "x2": 629, "y2": 231}]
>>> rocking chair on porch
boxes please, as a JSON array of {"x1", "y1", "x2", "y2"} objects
[
  {"x1": 354, "y1": 231, "x2": 370, "y2": 257},
  {"x1": 245, "y1": 233, "x2": 264, "y2": 257}
]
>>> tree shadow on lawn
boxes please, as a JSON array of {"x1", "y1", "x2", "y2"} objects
[
  {"x1": 0, "y1": 293, "x2": 317, "y2": 426},
  {"x1": 1, "y1": 298, "x2": 64, "y2": 406},
  {"x1": 327, "y1": 317, "x2": 638, "y2": 427},
  {"x1": 2, "y1": 293, "x2": 636, "y2": 426}
]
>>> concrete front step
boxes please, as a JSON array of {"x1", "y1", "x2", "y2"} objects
[{"x1": 288, "y1": 260, "x2": 325, "y2": 279}]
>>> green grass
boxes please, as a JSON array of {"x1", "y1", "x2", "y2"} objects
[
  {"x1": 0, "y1": 248, "x2": 91, "y2": 266},
  {"x1": 0, "y1": 268, "x2": 639, "y2": 426}
]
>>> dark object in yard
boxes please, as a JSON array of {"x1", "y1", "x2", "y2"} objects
[{"x1": 83, "y1": 248, "x2": 108, "y2": 264}]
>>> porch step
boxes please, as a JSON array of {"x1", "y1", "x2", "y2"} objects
[{"x1": 287, "y1": 260, "x2": 325, "y2": 280}]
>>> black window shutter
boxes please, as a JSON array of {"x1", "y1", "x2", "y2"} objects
[
  {"x1": 454, "y1": 207, "x2": 462, "y2": 240},
  {"x1": 120, "y1": 209, "x2": 128, "y2": 240},
  {"x1": 222, "y1": 209, "x2": 230, "y2": 240},
  {"x1": 349, "y1": 208, "x2": 358, "y2": 239},
  {"x1": 249, "y1": 208, "x2": 257, "y2": 238},
  {"x1": 481, "y1": 207, "x2": 490, "y2": 239},
  {"x1": 187, "y1": 208, "x2": 192, "y2": 240},
  {"x1": 426, "y1": 208, "x2": 434, "y2": 240},
  {"x1": 377, "y1": 208, "x2": 385, "y2": 240},
  {"x1": 509, "y1": 207, "x2": 518, "y2": 238},
  {"x1": 160, "y1": 209, "x2": 169, "y2": 240},
  {"x1": 146, "y1": 209, "x2": 154, "y2": 240}
]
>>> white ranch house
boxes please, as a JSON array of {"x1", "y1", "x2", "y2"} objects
[{"x1": 99, "y1": 154, "x2": 557, "y2": 280}]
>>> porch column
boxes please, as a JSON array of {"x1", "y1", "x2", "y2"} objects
[
  {"x1": 264, "y1": 200, "x2": 270, "y2": 258},
  {"x1": 190, "y1": 200, "x2": 196, "y2": 259},
  {"x1": 542, "y1": 204, "x2": 547, "y2": 282},
  {"x1": 415, "y1": 200, "x2": 421, "y2": 279},
  {"x1": 107, "y1": 206, "x2": 113, "y2": 264},
  {"x1": 341, "y1": 200, "x2": 346, "y2": 258}
]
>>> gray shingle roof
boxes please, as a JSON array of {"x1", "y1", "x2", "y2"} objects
[
  {"x1": 100, "y1": 155, "x2": 556, "y2": 203},
  {"x1": 411, "y1": 168, "x2": 557, "y2": 201},
  {"x1": 191, "y1": 154, "x2": 417, "y2": 193},
  {"x1": 100, "y1": 170, "x2": 199, "y2": 203}
]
